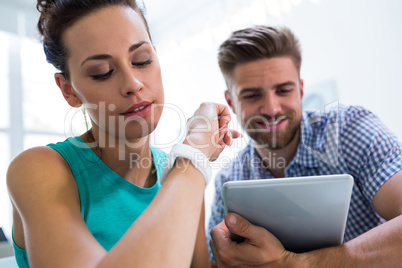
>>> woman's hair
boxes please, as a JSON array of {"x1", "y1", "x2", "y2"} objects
[
  {"x1": 218, "y1": 25, "x2": 302, "y2": 89},
  {"x1": 36, "y1": 0, "x2": 151, "y2": 79}
]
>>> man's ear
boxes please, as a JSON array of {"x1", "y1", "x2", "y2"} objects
[
  {"x1": 299, "y1": 79, "x2": 304, "y2": 99},
  {"x1": 54, "y1": 73, "x2": 82, "y2": 107},
  {"x1": 224, "y1": 90, "x2": 236, "y2": 114}
]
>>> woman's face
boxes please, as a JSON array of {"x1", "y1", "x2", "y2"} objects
[{"x1": 62, "y1": 5, "x2": 164, "y2": 141}]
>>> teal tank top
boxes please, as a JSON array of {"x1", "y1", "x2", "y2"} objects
[{"x1": 12, "y1": 137, "x2": 167, "y2": 268}]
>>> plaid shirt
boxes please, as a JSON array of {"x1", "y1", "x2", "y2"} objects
[{"x1": 208, "y1": 104, "x2": 402, "y2": 260}]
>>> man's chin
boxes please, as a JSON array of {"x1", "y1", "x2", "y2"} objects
[
  {"x1": 253, "y1": 141, "x2": 286, "y2": 150},
  {"x1": 246, "y1": 122, "x2": 300, "y2": 150},
  {"x1": 248, "y1": 136, "x2": 284, "y2": 150},
  {"x1": 247, "y1": 129, "x2": 296, "y2": 149}
]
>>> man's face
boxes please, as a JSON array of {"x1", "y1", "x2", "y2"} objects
[{"x1": 225, "y1": 56, "x2": 303, "y2": 149}]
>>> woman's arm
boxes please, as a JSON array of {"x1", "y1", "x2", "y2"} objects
[
  {"x1": 98, "y1": 157, "x2": 207, "y2": 268},
  {"x1": 8, "y1": 148, "x2": 206, "y2": 268},
  {"x1": 8, "y1": 102, "x2": 236, "y2": 268},
  {"x1": 191, "y1": 201, "x2": 210, "y2": 268},
  {"x1": 8, "y1": 146, "x2": 106, "y2": 267}
]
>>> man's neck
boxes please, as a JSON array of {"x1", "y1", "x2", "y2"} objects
[{"x1": 255, "y1": 129, "x2": 300, "y2": 178}]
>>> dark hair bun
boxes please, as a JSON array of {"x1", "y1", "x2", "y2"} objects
[
  {"x1": 36, "y1": 0, "x2": 57, "y2": 12},
  {"x1": 36, "y1": 0, "x2": 57, "y2": 35}
]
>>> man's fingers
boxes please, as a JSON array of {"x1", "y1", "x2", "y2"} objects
[
  {"x1": 210, "y1": 220, "x2": 229, "y2": 236},
  {"x1": 210, "y1": 221, "x2": 230, "y2": 265},
  {"x1": 211, "y1": 214, "x2": 288, "y2": 267},
  {"x1": 225, "y1": 213, "x2": 259, "y2": 243},
  {"x1": 210, "y1": 221, "x2": 244, "y2": 267},
  {"x1": 209, "y1": 239, "x2": 220, "y2": 266}
]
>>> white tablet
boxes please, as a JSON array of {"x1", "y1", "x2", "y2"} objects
[{"x1": 222, "y1": 174, "x2": 353, "y2": 253}]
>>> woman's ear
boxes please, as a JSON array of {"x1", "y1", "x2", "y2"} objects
[{"x1": 54, "y1": 73, "x2": 82, "y2": 107}]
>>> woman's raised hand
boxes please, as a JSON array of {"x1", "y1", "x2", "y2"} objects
[{"x1": 184, "y1": 102, "x2": 241, "y2": 161}]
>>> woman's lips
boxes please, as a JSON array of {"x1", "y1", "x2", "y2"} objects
[{"x1": 121, "y1": 102, "x2": 152, "y2": 118}]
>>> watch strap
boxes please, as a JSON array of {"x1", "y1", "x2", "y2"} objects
[{"x1": 160, "y1": 143, "x2": 212, "y2": 186}]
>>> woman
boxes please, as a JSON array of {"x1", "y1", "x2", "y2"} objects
[{"x1": 6, "y1": 0, "x2": 238, "y2": 267}]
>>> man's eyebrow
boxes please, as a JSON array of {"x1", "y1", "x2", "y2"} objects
[
  {"x1": 274, "y1": 81, "x2": 296, "y2": 88},
  {"x1": 238, "y1": 81, "x2": 297, "y2": 95},
  {"x1": 81, "y1": 41, "x2": 150, "y2": 66},
  {"x1": 239, "y1": 87, "x2": 263, "y2": 95}
]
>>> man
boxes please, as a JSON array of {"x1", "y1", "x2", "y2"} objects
[{"x1": 208, "y1": 25, "x2": 402, "y2": 267}]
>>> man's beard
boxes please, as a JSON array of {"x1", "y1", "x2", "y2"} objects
[{"x1": 244, "y1": 114, "x2": 301, "y2": 150}]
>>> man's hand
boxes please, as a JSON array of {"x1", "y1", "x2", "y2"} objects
[{"x1": 210, "y1": 213, "x2": 296, "y2": 267}]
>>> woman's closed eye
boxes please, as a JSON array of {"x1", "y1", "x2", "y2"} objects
[
  {"x1": 131, "y1": 50, "x2": 153, "y2": 68},
  {"x1": 90, "y1": 69, "x2": 114, "y2": 80},
  {"x1": 132, "y1": 59, "x2": 153, "y2": 68}
]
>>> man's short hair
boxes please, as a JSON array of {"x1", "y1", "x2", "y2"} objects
[{"x1": 218, "y1": 25, "x2": 302, "y2": 89}]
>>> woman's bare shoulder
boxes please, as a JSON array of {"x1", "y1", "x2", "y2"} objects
[
  {"x1": 7, "y1": 147, "x2": 96, "y2": 263},
  {"x1": 7, "y1": 146, "x2": 78, "y2": 212},
  {"x1": 7, "y1": 146, "x2": 69, "y2": 184}
]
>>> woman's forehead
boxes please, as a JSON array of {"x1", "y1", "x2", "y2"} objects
[{"x1": 63, "y1": 5, "x2": 150, "y2": 57}]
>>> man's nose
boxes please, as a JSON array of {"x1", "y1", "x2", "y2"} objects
[{"x1": 259, "y1": 93, "x2": 281, "y2": 116}]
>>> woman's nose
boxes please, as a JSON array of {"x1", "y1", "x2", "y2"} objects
[{"x1": 120, "y1": 69, "x2": 144, "y2": 97}]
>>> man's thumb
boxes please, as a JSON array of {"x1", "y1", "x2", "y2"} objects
[{"x1": 225, "y1": 213, "x2": 255, "y2": 240}]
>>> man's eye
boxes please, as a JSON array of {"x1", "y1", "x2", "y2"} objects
[
  {"x1": 91, "y1": 69, "x2": 113, "y2": 80},
  {"x1": 278, "y1": 88, "x2": 292, "y2": 94},
  {"x1": 242, "y1": 93, "x2": 260, "y2": 100},
  {"x1": 244, "y1": 94, "x2": 256, "y2": 99},
  {"x1": 132, "y1": 59, "x2": 152, "y2": 68}
]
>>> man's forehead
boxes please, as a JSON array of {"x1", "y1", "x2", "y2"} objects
[
  {"x1": 231, "y1": 58, "x2": 298, "y2": 91},
  {"x1": 233, "y1": 57, "x2": 297, "y2": 75}
]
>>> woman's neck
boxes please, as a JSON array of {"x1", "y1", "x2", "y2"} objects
[{"x1": 80, "y1": 128, "x2": 155, "y2": 188}]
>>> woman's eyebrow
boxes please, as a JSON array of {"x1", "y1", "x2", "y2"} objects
[
  {"x1": 129, "y1": 41, "x2": 149, "y2": 52},
  {"x1": 81, "y1": 41, "x2": 150, "y2": 66},
  {"x1": 81, "y1": 54, "x2": 111, "y2": 66}
]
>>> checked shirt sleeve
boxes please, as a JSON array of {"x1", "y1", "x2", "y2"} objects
[{"x1": 339, "y1": 106, "x2": 402, "y2": 202}]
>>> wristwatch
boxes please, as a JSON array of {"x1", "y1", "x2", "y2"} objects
[{"x1": 160, "y1": 143, "x2": 212, "y2": 186}]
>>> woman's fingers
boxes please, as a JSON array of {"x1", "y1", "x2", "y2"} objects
[{"x1": 185, "y1": 102, "x2": 242, "y2": 160}]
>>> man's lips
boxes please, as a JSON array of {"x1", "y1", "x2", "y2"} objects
[
  {"x1": 254, "y1": 116, "x2": 287, "y2": 131},
  {"x1": 121, "y1": 102, "x2": 152, "y2": 118}
]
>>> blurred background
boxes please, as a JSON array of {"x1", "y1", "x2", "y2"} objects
[{"x1": 0, "y1": 0, "x2": 401, "y2": 254}]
